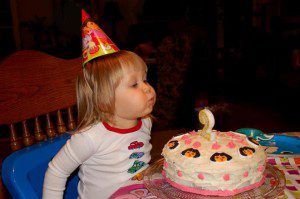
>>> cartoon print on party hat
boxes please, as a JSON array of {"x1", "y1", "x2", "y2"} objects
[{"x1": 81, "y1": 9, "x2": 119, "y2": 66}]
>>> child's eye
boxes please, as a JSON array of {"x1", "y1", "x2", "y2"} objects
[{"x1": 131, "y1": 83, "x2": 138, "y2": 87}]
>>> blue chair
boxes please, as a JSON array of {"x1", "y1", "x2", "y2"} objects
[{"x1": 2, "y1": 133, "x2": 79, "y2": 199}]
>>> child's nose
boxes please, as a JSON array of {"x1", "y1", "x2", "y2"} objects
[{"x1": 143, "y1": 83, "x2": 151, "y2": 93}]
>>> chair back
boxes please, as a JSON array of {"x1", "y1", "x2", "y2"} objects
[
  {"x1": 2, "y1": 133, "x2": 79, "y2": 199},
  {"x1": 0, "y1": 50, "x2": 81, "y2": 198},
  {"x1": 0, "y1": 50, "x2": 82, "y2": 151}
]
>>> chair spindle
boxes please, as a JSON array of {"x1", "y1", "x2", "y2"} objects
[
  {"x1": 57, "y1": 110, "x2": 67, "y2": 134},
  {"x1": 46, "y1": 114, "x2": 57, "y2": 138},
  {"x1": 67, "y1": 107, "x2": 76, "y2": 130},
  {"x1": 9, "y1": 124, "x2": 22, "y2": 151},
  {"x1": 34, "y1": 117, "x2": 47, "y2": 141},
  {"x1": 22, "y1": 120, "x2": 35, "y2": 147}
]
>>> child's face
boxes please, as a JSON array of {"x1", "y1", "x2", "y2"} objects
[{"x1": 114, "y1": 66, "x2": 156, "y2": 123}]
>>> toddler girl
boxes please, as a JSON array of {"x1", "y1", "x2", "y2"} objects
[{"x1": 43, "y1": 50, "x2": 156, "y2": 198}]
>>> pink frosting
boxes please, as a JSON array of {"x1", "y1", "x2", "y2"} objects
[
  {"x1": 163, "y1": 172, "x2": 266, "y2": 196},
  {"x1": 185, "y1": 139, "x2": 192, "y2": 145},
  {"x1": 258, "y1": 165, "x2": 264, "y2": 172},
  {"x1": 197, "y1": 173, "x2": 204, "y2": 180},
  {"x1": 243, "y1": 171, "x2": 249, "y2": 177},
  {"x1": 177, "y1": 171, "x2": 182, "y2": 177},
  {"x1": 164, "y1": 161, "x2": 169, "y2": 168},
  {"x1": 236, "y1": 138, "x2": 244, "y2": 143},
  {"x1": 193, "y1": 142, "x2": 201, "y2": 148},
  {"x1": 232, "y1": 133, "x2": 242, "y2": 139},
  {"x1": 189, "y1": 131, "x2": 198, "y2": 136},
  {"x1": 226, "y1": 132, "x2": 234, "y2": 137},
  {"x1": 223, "y1": 174, "x2": 230, "y2": 181},
  {"x1": 226, "y1": 141, "x2": 236, "y2": 149},
  {"x1": 212, "y1": 142, "x2": 221, "y2": 150},
  {"x1": 181, "y1": 135, "x2": 190, "y2": 140}
]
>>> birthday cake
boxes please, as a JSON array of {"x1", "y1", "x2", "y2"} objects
[{"x1": 161, "y1": 109, "x2": 267, "y2": 196}]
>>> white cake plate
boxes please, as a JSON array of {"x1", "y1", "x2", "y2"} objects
[{"x1": 144, "y1": 159, "x2": 285, "y2": 199}]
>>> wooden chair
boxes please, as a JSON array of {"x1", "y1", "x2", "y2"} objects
[
  {"x1": 0, "y1": 50, "x2": 81, "y2": 151},
  {"x1": 0, "y1": 50, "x2": 81, "y2": 198}
]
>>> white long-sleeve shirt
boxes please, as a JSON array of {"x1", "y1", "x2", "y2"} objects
[{"x1": 43, "y1": 118, "x2": 152, "y2": 199}]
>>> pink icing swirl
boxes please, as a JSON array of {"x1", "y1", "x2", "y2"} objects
[
  {"x1": 226, "y1": 141, "x2": 236, "y2": 148},
  {"x1": 258, "y1": 165, "x2": 264, "y2": 172},
  {"x1": 164, "y1": 161, "x2": 169, "y2": 168},
  {"x1": 212, "y1": 142, "x2": 221, "y2": 150},
  {"x1": 223, "y1": 174, "x2": 230, "y2": 181},
  {"x1": 181, "y1": 135, "x2": 190, "y2": 140},
  {"x1": 197, "y1": 173, "x2": 204, "y2": 180},
  {"x1": 177, "y1": 171, "x2": 182, "y2": 177},
  {"x1": 189, "y1": 131, "x2": 198, "y2": 136},
  {"x1": 193, "y1": 142, "x2": 201, "y2": 148},
  {"x1": 185, "y1": 139, "x2": 192, "y2": 145}
]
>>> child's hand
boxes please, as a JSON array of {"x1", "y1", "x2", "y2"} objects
[
  {"x1": 131, "y1": 167, "x2": 150, "y2": 181},
  {"x1": 131, "y1": 172, "x2": 144, "y2": 181}
]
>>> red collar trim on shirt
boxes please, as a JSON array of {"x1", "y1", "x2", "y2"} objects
[{"x1": 102, "y1": 120, "x2": 142, "y2": 134}]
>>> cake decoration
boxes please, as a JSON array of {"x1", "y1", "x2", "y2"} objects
[
  {"x1": 189, "y1": 131, "x2": 198, "y2": 136},
  {"x1": 210, "y1": 152, "x2": 232, "y2": 162},
  {"x1": 239, "y1": 147, "x2": 255, "y2": 156},
  {"x1": 181, "y1": 148, "x2": 200, "y2": 158},
  {"x1": 197, "y1": 173, "x2": 205, "y2": 180},
  {"x1": 184, "y1": 139, "x2": 192, "y2": 145},
  {"x1": 223, "y1": 174, "x2": 230, "y2": 181},
  {"x1": 226, "y1": 141, "x2": 236, "y2": 148},
  {"x1": 177, "y1": 171, "x2": 182, "y2": 177},
  {"x1": 167, "y1": 140, "x2": 179, "y2": 149},
  {"x1": 162, "y1": 108, "x2": 267, "y2": 196},
  {"x1": 212, "y1": 142, "x2": 221, "y2": 150},
  {"x1": 247, "y1": 137, "x2": 260, "y2": 147},
  {"x1": 198, "y1": 108, "x2": 215, "y2": 141},
  {"x1": 181, "y1": 135, "x2": 190, "y2": 140},
  {"x1": 192, "y1": 142, "x2": 201, "y2": 148}
]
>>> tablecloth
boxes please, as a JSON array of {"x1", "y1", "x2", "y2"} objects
[
  {"x1": 110, "y1": 156, "x2": 300, "y2": 199},
  {"x1": 267, "y1": 156, "x2": 300, "y2": 199}
]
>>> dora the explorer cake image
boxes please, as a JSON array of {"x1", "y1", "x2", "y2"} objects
[{"x1": 161, "y1": 109, "x2": 267, "y2": 196}]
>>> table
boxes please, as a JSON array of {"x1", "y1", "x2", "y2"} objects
[
  {"x1": 111, "y1": 156, "x2": 300, "y2": 199},
  {"x1": 111, "y1": 132, "x2": 300, "y2": 199}
]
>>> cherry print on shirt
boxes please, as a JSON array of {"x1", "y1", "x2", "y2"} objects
[
  {"x1": 181, "y1": 148, "x2": 200, "y2": 158},
  {"x1": 128, "y1": 141, "x2": 144, "y2": 150}
]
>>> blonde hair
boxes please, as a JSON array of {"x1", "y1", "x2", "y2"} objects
[{"x1": 76, "y1": 50, "x2": 147, "y2": 131}]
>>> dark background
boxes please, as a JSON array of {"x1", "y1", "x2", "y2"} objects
[{"x1": 1, "y1": 0, "x2": 300, "y2": 133}]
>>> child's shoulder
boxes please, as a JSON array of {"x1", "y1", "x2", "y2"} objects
[
  {"x1": 141, "y1": 116, "x2": 153, "y2": 130},
  {"x1": 74, "y1": 122, "x2": 103, "y2": 137}
]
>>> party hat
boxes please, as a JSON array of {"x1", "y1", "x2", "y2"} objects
[{"x1": 81, "y1": 9, "x2": 119, "y2": 66}]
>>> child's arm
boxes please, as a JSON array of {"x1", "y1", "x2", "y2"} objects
[{"x1": 43, "y1": 133, "x2": 95, "y2": 199}]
